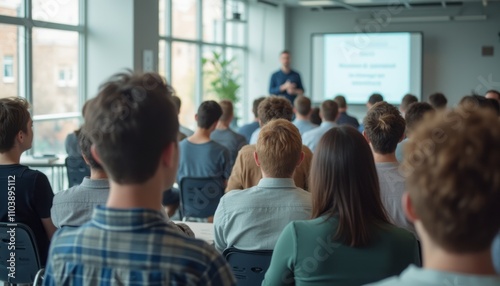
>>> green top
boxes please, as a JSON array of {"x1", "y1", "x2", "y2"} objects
[{"x1": 262, "y1": 216, "x2": 420, "y2": 286}]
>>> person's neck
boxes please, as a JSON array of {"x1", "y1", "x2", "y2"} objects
[
  {"x1": 188, "y1": 128, "x2": 212, "y2": 144},
  {"x1": 338, "y1": 108, "x2": 347, "y2": 113},
  {"x1": 295, "y1": 114, "x2": 309, "y2": 121},
  {"x1": 322, "y1": 120, "x2": 336, "y2": 125},
  {"x1": 216, "y1": 121, "x2": 231, "y2": 130},
  {"x1": 420, "y1": 233, "x2": 497, "y2": 275},
  {"x1": 0, "y1": 148, "x2": 22, "y2": 165},
  {"x1": 373, "y1": 152, "x2": 398, "y2": 163},
  {"x1": 281, "y1": 66, "x2": 291, "y2": 73},
  {"x1": 90, "y1": 169, "x2": 108, "y2": 180},
  {"x1": 106, "y1": 179, "x2": 164, "y2": 211},
  {"x1": 261, "y1": 171, "x2": 294, "y2": 179}
]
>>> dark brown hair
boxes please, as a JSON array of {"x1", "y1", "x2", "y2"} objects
[
  {"x1": 334, "y1": 95, "x2": 347, "y2": 109},
  {"x1": 311, "y1": 126, "x2": 390, "y2": 247},
  {"x1": 0, "y1": 97, "x2": 31, "y2": 153},
  {"x1": 363, "y1": 101, "x2": 405, "y2": 154},
  {"x1": 368, "y1": 93, "x2": 384, "y2": 105},
  {"x1": 78, "y1": 126, "x2": 103, "y2": 170},
  {"x1": 405, "y1": 102, "x2": 434, "y2": 135},
  {"x1": 197, "y1": 100, "x2": 222, "y2": 129},
  {"x1": 257, "y1": 96, "x2": 293, "y2": 125},
  {"x1": 403, "y1": 108, "x2": 500, "y2": 252},
  {"x1": 310, "y1": 107, "x2": 322, "y2": 125},
  {"x1": 82, "y1": 71, "x2": 178, "y2": 184},
  {"x1": 219, "y1": 100, "x2": 234, "y2": 122},
  {"x1": 294, "y1": 95, "x2": 312, "y2": 116},
  {"x1": 252, "y1": 97, "x2": 265, "y2": 118},
  {"x1": 320, "y1": 100, "x2": 339, "y2": 121},
  {"x1": 400, "y1": 94, "x2": 418, "y2": 111},
  {"x1": 428, "y1": 92, "x2": 447, "y2": 109}
]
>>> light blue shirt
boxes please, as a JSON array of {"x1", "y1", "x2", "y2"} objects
[
  {"x1": 214, "y1": 178, "x2": 312, "y2": 252},
  {"x1": 292, "y1": 118, "x2": 318, "y2": 135},
  {"x1": 395, "y1": 138, "x2": 408, "y2": 163},
  {"x1": 302, "y1": 121, "x2": 338, "y2": 152},
  {"x1": 210, "y1": 128, "x2": 247, "y2": 168},
  {"x1": 249, "y1": 127, "x2": 261, "y2": 144},
  {"x1": 493, "y1": 234, "x2": 500, "y2": 273},
  {"x1": 366, "y1": 265, "x2": 500, "y2": 286}
]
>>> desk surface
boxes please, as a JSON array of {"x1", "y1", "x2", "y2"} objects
[{"x1": 174, "y1": 221, "x2": 214, "y2": 244}]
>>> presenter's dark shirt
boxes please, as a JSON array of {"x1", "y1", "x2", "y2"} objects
[
  {"x1": 0, "y1": 164, "x2": 54, "y2": 265},
  {"x1": 269, "y1": 69, "x2": 304, "y2": 104}
]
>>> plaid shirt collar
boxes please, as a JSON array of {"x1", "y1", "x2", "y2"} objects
[{"x1": 91, "y1": 205, "x2": 167, "y2": 232}]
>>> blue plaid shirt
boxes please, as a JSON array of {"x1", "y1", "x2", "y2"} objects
[{"x1": 43, "y1": 206, "x2": 236, "y2": 285}]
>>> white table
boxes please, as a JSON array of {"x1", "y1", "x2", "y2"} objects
[{"x1": 174, "y1": 221, "x2": 214, "y2": 244}]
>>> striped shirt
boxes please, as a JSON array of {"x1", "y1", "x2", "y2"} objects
[{"x1": 43, "y1": 206, "x2": 236, "y2": 285}]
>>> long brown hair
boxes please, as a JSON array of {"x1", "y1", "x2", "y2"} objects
[{"x1": 310, "y1": 126, "x2": 390, "y2": 247}]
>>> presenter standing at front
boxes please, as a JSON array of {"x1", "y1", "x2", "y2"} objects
[{"x1": 269, "y1": 50, "x2": 304, "y2": 104}]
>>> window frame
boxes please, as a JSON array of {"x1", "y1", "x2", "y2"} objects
[{"x1": 0, "y1": 0, "x2": 86, "y2": 155}]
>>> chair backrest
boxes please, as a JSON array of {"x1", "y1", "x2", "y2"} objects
[
  {"x1": 223, "y1": 247, "x2": 273, "y2": 286},
  {"x1": 179, "y1": 177, "x2": 224, "y2": 219},
  {"x1": 66, "y1": 156, "x2": 90, "y2": 188},
  {"x1": 0, "y1": 222, "x2": 42, "y2": 284}
]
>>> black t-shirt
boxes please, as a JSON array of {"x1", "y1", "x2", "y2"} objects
[{"x1": 0, "y1": 164, "x2": 54, "y2": 265}]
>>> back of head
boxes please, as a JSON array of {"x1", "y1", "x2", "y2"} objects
[
  {"x1": 368, "y1": 93, "x2": 384, "y2": 105},
  {"x1": 252, "y1": 97, "x2": 266, "y2": 118},
  {"x1": 256, "y1": 119, "x2": 302, "y2": 178},
  {"x1": 363, "y1": 101, "x2": 405, "y2": 154},
  {"x1": 218, "y1": 100, "x2": 234, "y2": 123},
  {"x1": 197, "y1": 100, "x2": 223, "y2": 129},
  {"x1": 310, "y1": 126, "x2": 389, "y2": 247},
  {"x1": 485, "y1": 89, "x2": 500, "y2": 100},
  {"x1": 257, "y1": 96, "x2": 294, "y2": 125},
  {"x1": 334, "y1": 95, "x2": 347, "y2": 109},
  {"x1": 400, "y1": 94, "x2": 418, "y2": 111},
  {"x1": 82, "y1": 71, "x2": 178, "y2": 184},
  {"x1": 320, "y1": 100, "x2": 339, "y2": 122},
  {"x1": 405, "y1": 102, "x2": 435, "y2": 135},
  {"x1": 294, "y1": 95, "x2": 312, "y2": 116},
  {"x1": 428, "y1": 92, "x2": 447, "y2": 109},
  {"x1": 459, "y1": 94, "x2": 499, "y2": 115},
  {"x1": 0, "y1": 97, "x2": 31, "y2": 153},
  {"x1": 78, "y1": 127, "x2": 103, "y2": 171},
  {"x1": 403, "y1": 108, "x2": 500, "y2": 253},
  {"x1": 310, "y1": 107, "x2": 322, "y2": 125}
]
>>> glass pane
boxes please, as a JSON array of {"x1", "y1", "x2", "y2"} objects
[
  {"x1": 32, "y1": 0, "x2": 79, "y2": 25},
  {"x1": 159, "y1": 0, "x2": 167, "y2": 36},
  {"x1": 202, "y1": 46, "x2": 223, "y2": 101},
  {"x1": 203, "y1": 0, "x2": 223, "y2": 43},
  {"x1": 226, "y1": 48, "x2": 245, "y2": 119},
  {"x1": 32, "y1": 28, "x2": 79, "y2": 115},
  {"x1": 0, "y1": 24, "x2": 22, "y2": 98},
  {"x1": 172, "y1": 0, "x2": 197, "y2": 40},
  {"x1": 171, "y1": 42, "x2": 197, "y2": 130},
  {"x1": 158, "y1": 40, "x2": 168, "y2": 79},
  {"x1": 33, "y1": 118, "x2": 80, "y2": 155},
  {"x1": 226, "y1": 21, "x2": 245, "y2": 46},
  {"x1": 0, "y1": 0, "x2": 23, "y2": 17}
]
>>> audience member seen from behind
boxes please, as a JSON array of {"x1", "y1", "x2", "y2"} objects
[
  {"x1": 363, "y1": 101, "x2": 414, "y2": 235},
  {"x1": 171, "y1": 94, "x2": 194, "y2": 138},
  {"x1": 210, "y1": 100, "x2": 247, "y2": 168},
  {"x1": 177, "y1": 100, "x2": 231, "y2": 187},
  {"x1": 368, "y1": 107, "x2": 500, "y2": 286},
  {"x1": 43, "y1": 71, "x2": 235, "y2": 285},
  {"x1": 238, "y1": 97, "x2": 265, "y2": 143},
  {"x1": 310, "y1": 107, "x2": 322, "y2": 125},
  {"x1": 302, "y1": 100, "x2": 339, "y2": 152},
  {"x1": 399, "y1": 94, "x2": 418, "y2": 117},
  {"x1": 214, "y1": 119, "x2": 312, "y2": 252},
  {"x1": 64, "y1": 101, "x2": 89, "y2": 157},
  {"x1": 263, "y1": 126, "x2": 419, "y2": 286},
  {"x1": 334, "y1": 95, "x2": 360, "y2": 129},
  {"x1": 427, "y1": 92, "x2": 447, "y2": 109},
  {"x1": 227, "y1": 96, "x2": 313, "y2": 192},
  {"x1": 395, "y1": 103, "x2": 435, "y2": 162},
  {"x1": 292, "y1": 95, "x2": 318, "y2": 135},
  {"x1": 359, "y1": 93, "x2": 384, "y2": 132},
  {"x1": 485, "y1": 89, "x2": 500, "y2": 101},
  {"x1": 0, "y1": 97, "x2": 56, "y2": 266}
]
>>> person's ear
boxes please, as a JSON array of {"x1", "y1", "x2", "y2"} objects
[
  {"x1": 258, "y1": 119, "x2": 263, "y2": 127},
  {"x1": 296, "y1": 151, "x2": 304, "y2": 167},
  {"x1": 399, "y1": 132, "x2": 406, "y2": 143},
  {"x1": 16, "y1": 131, "x2": 24, "y2": 144},
  {"x1": 81, "y1": 152, "x2": 91, "y2": 166},
  {"x1": 253, "y1": 151, "x2": 260, "y2": 167},
  {"x1": 362, "y1": 130, "x2": 371, "y2": 144},
  {"x1": 90, "y1": 145, "x2": 103, "y2": 166},
  {"x1": 161, "y1": 142, "x2": 177, "y2": 169},
  {"x1": 402, "y1": 192, "x2": 418, "y2": 223},
  {"x1": 195, "y1": 114, "x2": 198, "y2": 122}
]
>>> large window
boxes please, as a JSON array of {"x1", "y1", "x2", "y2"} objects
[
  {"x1": 159, "y1": 0, "x2": 247, "y2": 129},
  {"x1": 0, "y1": 0, "x2": 84, "y2": 155}
]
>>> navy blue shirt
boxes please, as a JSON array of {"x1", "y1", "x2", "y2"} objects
[
  {"x1": 337, "y1": 112, "x2": 360, "y2": 129},
  {"x1": 237, "y1": 121, "x2": 259, "y2": 144},
  {"x1": 269, "y1": 69, "x2": 304, "y2": 104}
]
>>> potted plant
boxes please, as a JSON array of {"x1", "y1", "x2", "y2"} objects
[{"x1": 202, "y1": 51, "x2": 241, "y2": 103}]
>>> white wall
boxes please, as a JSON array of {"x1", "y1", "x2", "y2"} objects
[
  {"x1": 286, "y1": 3, "x2": 500, "y2": 119},
  {"x1": 245, "y1": 1, "x2": 286, "y2": 123}
]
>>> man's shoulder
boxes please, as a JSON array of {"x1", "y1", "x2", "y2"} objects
[{"x1": 239, "y1": 144, "x2": 256, "y2": 154}]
